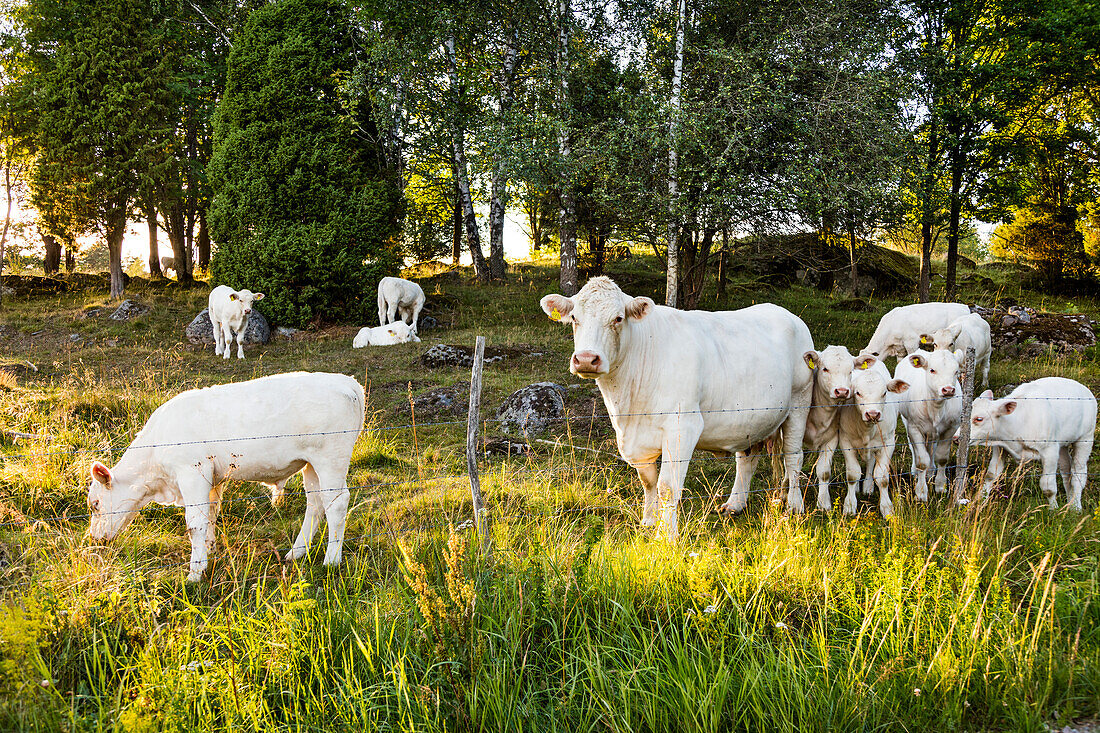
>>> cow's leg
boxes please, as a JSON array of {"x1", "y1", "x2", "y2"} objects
[
  {"x1": 179, "y1": 474, "x2": 215, "y2": 582},
  {"x1": 781, "y1": 415, "x2": 809, "y2": 514},
  {"x1": 932, "y1": 437, "x2": 951, "y2": 494},
  {"x1": 1039, "y1": 447, "x2": 1061, "y2": 509},
  {"x1": 634, "y1": 459, "x2": 660, "y2": 526},
  {"x1": 378, "y1": 292, "x2": 388, "y2": 326},
  {"x1": 872, "y1": 447, "x2": 893, "y2": 516},
  {"x1": 981, "y1": 446, "x2": 1005, "y2": 500},
  {"x1": 235, "y1": 326, "x2": 246, "y2": 359},
  {"x1": 1058, "y1": 446, "x2": 1072, "y2": 502},
  {"x1": 410, "y1": 301, "x2": 423, "y2": 334},
  {"x1": 1069, "y1": 438, "x2": 1091, "y2": 511},
  {"x1": 814, "y1": 435, "x2": 838, "y2": 511},
  {"x1": 980, "y1": 354, "x2": 990, "y2": 388},
  {"x1": 719, "y1": 451, "x2": 761, "y2": 514},
  {"x1": 655, "y1": 417, "x2": 703, "y2": 542},
  {"x1": 213, "y1": 319, "x2": 224, "y2": 356},
  {"x1": 221, "y1": 323, "x2": 234, "y2": 360},
  {"x1": 286, "y1": 465, "x2": 326, "y2": 562},
  {"x1": 205, "y1": 483, "x2": 223, "y2": 552},
  {"x1": 861, "y1": 451, "x2": 875, "y2": 495},
  {"x1": 312, "y1": 463, "x2": 350, "y2": 566},
  {"x1": 910, "y1": 437, "x2": 932, "y2": 502},
  {"x1": 841, "y1": 445, "x2": 862, "y2": 515},
  {"x1": 387, "y1": 300, "x2": 399, "y2": 327}
]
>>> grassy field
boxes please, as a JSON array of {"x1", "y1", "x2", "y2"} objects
[{"x1": 1, "y1": 253, "x2": 1099, "y2": 731}]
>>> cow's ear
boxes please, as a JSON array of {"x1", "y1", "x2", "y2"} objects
[
  {"x1": 229, "y1": 292, "x2": 239, "y2": 301},
  {"x1": 887, "y1": 379, "x2": 909, "y2": 394},
  {"x1": 855, "y1": 354, "x2": 876, "y2": 370},
  {"x1": 626, "y1": 296, "x2": 654, "y2": 320},
  {"x1": 253, "y1": 293, "x2": 265, "y2": 301},
  {"x1": 90, "y1": 461, "x2": 113, "y2": 488},
  {"x1": 803, "y1": 351, "x2": 818, "y2": 371},
  {"x1": 540, "y1": 294, "x2": 574, "y2": 323},
  {"x1": 996, "y1": 400, "x2": 1017, "y2": 416},
  {"x1": 908, "y1": 353, "x2": 927, "y2": 369},
  {"x1": 979, "y1": 389, "x2": 994, "y2": 400},
  {"x1": 919, "y1": 333, "x2": 933, "y2": 347}
]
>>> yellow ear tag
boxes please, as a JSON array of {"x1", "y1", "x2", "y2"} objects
[
  {"x1": 807, "y1": 357, "x2": 816, "y2": 370},
  {"x1": 858, "y1": 361, "x2": 870, "y2": 370},
  {"x1": 920, "y1": 336, "x2": 930, "y2": 345},
  {"x1": 550, "y1": 308, "x2": 562, "y2": 321}
]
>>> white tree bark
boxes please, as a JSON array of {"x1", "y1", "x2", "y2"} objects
[
  {"x1": 666, "y1": 0, "x2": 687, "y2": 308},
  {"x1": 557, "y1": 0, "x2": 577, "y2": 296},
  {"x1": 488, "y1": 29, "x2": 520, "y2": 281}
]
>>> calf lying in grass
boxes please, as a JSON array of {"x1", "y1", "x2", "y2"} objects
[{"x1": 85, "y1": 372, "x2": 364, "y2": 581}]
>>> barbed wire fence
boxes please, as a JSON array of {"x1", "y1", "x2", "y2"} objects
[{"x1": 0, "y1": 340, "x2": 1091, "y2": 585}]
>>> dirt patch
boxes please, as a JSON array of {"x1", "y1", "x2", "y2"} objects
[
  {"x1": 394, "y1": 384, "x2": 469, "y2": 419},
  {"x1": 974, "y1": 305, "x2": 1096, "y2": 354}
]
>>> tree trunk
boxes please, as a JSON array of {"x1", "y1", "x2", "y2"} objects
[
  {"x1": 163, "y1": 201, "x2": 192, "y2": 283},
  {"x1": 593, "y1": 219, "x2": 609, "y2": 274},
  {"x1": 487, "y1": 29, "x2": 520, "y2": 281},
  {"x1": 444, "y1": 32, "x2": 490, "y2": 283},
  {"x1": 64, "y1": 246, "x2": 75, "y2": 273},
  {"x1": 42, "y1": 233, "x2": 61, "y2": 275},
  {"x1": 848, "y1": 220, "x2": 858, "y2": 293},
  {"x1": 918, "y1": 119, "x2": 940, "y2": 303},
  {"x1": 716, "y1": 227, "x2": 728, "y2": 303},
  {"x1": 0, "y1": 159, "x2": 9, "y2": 308},
  {"x1": 557, "y1": 0, "x2": 578, "y2": 296},
  {"x1": 452, "y1": 178, "x2": 462, "y2": 266},
  {"x1": 665, "y1": 0, "x2": 687, "y2": 308},
  {"x1": 105, "y1": 203, "x2": 127, "y2": 300},
  {"x1": 196, "y1": 211, "x2": 211, "y2": 272},
  {"x1": 147, "y1": 202, "x2": 162, "y2": 277},
  {"x1": 683, "y1": 226, "x2": 714, "y2": 311},
  {"x1": 945, "y1": 138, "x2": 964, "y2": 301}
]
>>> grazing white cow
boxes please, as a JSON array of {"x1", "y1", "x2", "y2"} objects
[
  {"x1": 86, "y1": 372, "x2": 364, "y2": 582},
  {"x1": 865, "y1": 302, "x2": 970, "y2": 358},
  {"x1": 894, "y1": 349, "x2": 963, "y2": 500},
  {"x1": 837, "y1": 355, "x2": 909, "y2": 516},
  {"x1": 967, "y1": 377, "x2": 1095, "y2": 510},
  {"x1": 352, "y1": 321, "x2": 421, "y2": 348},
  {"x1": 802, "y1": 345, "x2": 860, "y2": 511},
  {"x1": 922, "y1": 313, "x2": 993, "y2": 387},
  {"x1": 540, "y1": 276, "x2": 814, "y2": 539},
  {"x1": 209, "y1": 285, "x2": 265, "y2": 360},
  {"x1": 377, "y1": 277, "x2": 426, "y2": 334}
]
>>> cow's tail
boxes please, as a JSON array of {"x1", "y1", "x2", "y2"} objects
[{"x1": 767, "y1": 427, "x2": 785, "y2": 489}]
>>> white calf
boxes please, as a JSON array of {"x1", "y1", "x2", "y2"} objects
[
  {"x1": 377, "y1": 277, "x2": 426, "y2": 334},
  {"x1": 923, "y1": 313, "x2": 993, "y2": 387},
  {"x1": 865, "y1": 302, "x2": 970, "y2": 359},
  {"x1": 968, "y1": 377, "x2": 1096, "y2": 510},
  {"x1": 209, "y1": 285, "x2": 265, "y2": 360},
  {"x1": 894, "y1": 349, "x2": 963, "y2": 500},
  {"x1": 802, "y1": 345, "x2": 859, "y2": 511},
  {"x1": 86, "y1": 372, "x2": 364, "y2": 582},
  {"x1": 837, "y1": 356, "x2": 908, "y2": 515},
  {"x1": 352, "y1": 321, "x2": 421, "y2": 348}
]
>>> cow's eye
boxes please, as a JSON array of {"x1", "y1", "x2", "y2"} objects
[
  {"x1": 855, "y1": 391, "x2": 862, "y2": 397},
  {"x1": 89, "y1": 499, "x2": 99, "y2": 511},
  {"x1": 930, "y1": 369, "x2": 937, "y2": 374},
  {"x1": 822, "y1": 367, "x2": 828, "y2": 372},
  {"x1": 614, "y1": 316, "x2": 623, "y2": 324},
  {"x1": 973, "y1": 416, "x2": 983, "y2": 423}
]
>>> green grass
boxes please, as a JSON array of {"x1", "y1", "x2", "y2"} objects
[{"x1": 1, "y1": 253, "x2": 1099, "y2": 731}]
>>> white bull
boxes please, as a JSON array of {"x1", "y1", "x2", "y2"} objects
[
  {"x1": 377, "y1": 277, "x2": 426, "y2": 334},
  {"x1": 865, "y1": 302, "x2": 970, "y2": 358},
  {"x1": 540, "y1": 276, "x2": 814, "y2": 539},
  {"x1": 86, "y1": 372, "x2": 364, "y2": 582}
]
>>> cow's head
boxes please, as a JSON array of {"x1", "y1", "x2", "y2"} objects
[
  {"x1": 804, "y1": 345, "x2": 859, "y2": 401},
  {"x1": 922, "y1": 324, "x2": 962, "y2": 352},
  {"x1": 229, "y1": 289, "x2": 265, "y2": 316},
  {"x1": 906, "y1": 349, "x2": 962, "y2": 401},
  {"x1": 967, "y1": 389, "x2": 1014, "y2": 443},
  {"x1": 851, "y1": 365, "x2": 908, "y2": 424},
  {"x1": 86, "y1": 461, "x2": 146, "y2": 542},
  {"x1": 540, "y1": 276, "x2": 654, "y2": 378}
]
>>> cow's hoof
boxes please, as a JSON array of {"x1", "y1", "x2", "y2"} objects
[
  {"x1": 640, "y1": 516, "x2": 657, "y2": 527},
  {"x1": 843, "y1": 499, "x2": 857, "y2": 515},
  {"x1": 323, "y1": 551, "x2": 342, "y2": 566},
  {"x1": 880, "y1": 502, "x2": 894, "y2": 517},
  {"x1": 817, "y1": 500, "x2": 832, "y2": 512},
  {"x1": 716, "y1": 501, "x2": 744, "y2": 514},
  {"x1": 284, "y1": 547, "x2": 306, "y2": 562},
  {"x1": 186, "y1": 571, "x2": 203, "y2": 583}
]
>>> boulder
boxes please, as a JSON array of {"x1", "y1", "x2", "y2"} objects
[
  {"x1": 109, "y1": 299, "x2": 150, "y2": 321},
  {"x1": 417, "y1": 314, "x2": 440, "y2": 331},
  {"x1": 185, "y1": 308, "x2": 272, "y2": 345},
  {"x1": 396, "y1": 384, "x2": 469, "y2": 419},
  {"x1": 481, "y1": 436, "x2": 530, "y2": 457},
  {"x1": 495, "y1": 382, "x2": 567, "y2": 436},
  {"x1": 419, "y1": 344, "x2": 546, "y2": 368}
]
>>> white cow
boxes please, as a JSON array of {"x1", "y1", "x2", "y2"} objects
[
  {"x1": 837, "y1": 355, "x2": 909, "y2": 516},
  {"x1": 865, "y1": 302, "x2": 970, "y2": 358},
  {"x1": 86, "y1": 372, "x2": 364, "y2": 582},
  {"x1": 802, "y1": 345, "x2": 860, "y2": 511},
  {"x1": 894, "y1": 349, "x2": 963, "y2": 500},
  {"x1": 377, "y1": 277, "x2": 426, "y2": 334},
  {"x1": 352, "y1": 321, "x2": 421, "y2": 348},
  {"x1": 923, "y1": 313, "x2": 993, "y2": 387},
  {"x1": 967, "y1": 377, "x2": 1095, "y2": 510},
  {"x1": 209, "y1": 285, "x2": 265, "y2": 360},
  {"x1": 540, "y1": 276, "x2": 814, "y2": 539}
]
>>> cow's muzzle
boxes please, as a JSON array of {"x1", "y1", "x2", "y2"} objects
[
  {"x1": 571, "y1": 351, "x2": 604, "y2": 376},
  {"x1": 863, "y1": 410, "x2": 881, "y2": 423}
]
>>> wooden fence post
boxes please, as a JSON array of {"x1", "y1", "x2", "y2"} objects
[
  {"x1": 953, "y1": 346, "x2": 977, "y2": 505},
  {"x1": 466, "y1": 336, "x2": 491, "y2": 553}
]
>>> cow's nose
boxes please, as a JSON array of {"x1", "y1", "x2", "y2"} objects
[
  {"x1": 864, "y1": 410, "x2": 881, "y2": 423},
  {"x1": 572, "y1": 351, "x2": 602, "y2": 372},
  {"x1": 833, "y1": 387, "x2": 850, "y2": 399},
  {"x1": 244, "y1": 309, "x2": 251, "y2": 315},
  {"x1": 942, "y1": 386, "x2": 955, "y2": 397}
]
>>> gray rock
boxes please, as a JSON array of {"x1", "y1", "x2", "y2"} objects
[
  {"x1": 496, "y1": 382, "x2": 567, "y2": 436},
  {"x1": 69, "y1": 334, "x2": 82, "y2": 342},
  {"x1": 185, "y1": 308, "x2": 271, "y2": 345},
  {"x1": 396, "y1": 384, "x2": 469, "y2": 419},
  {"x1": 417, "y1": 314, "x2": 440, "y2": 331},
  {"x1": 109, "y1": 299, "x2": 150, "y2": 321},
  {"x1": 420, "y1": 344, "x2": 506, "y2": 368},
  {"x1": 1001, "y1": 314, "x2": 1019, "y2": 327},
  {"x1": 276, "y1": 326, "x2": 300, "y2": 339},
  {"x1": 481, "y1": 436, "x2": 530, "y2": 457}
]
